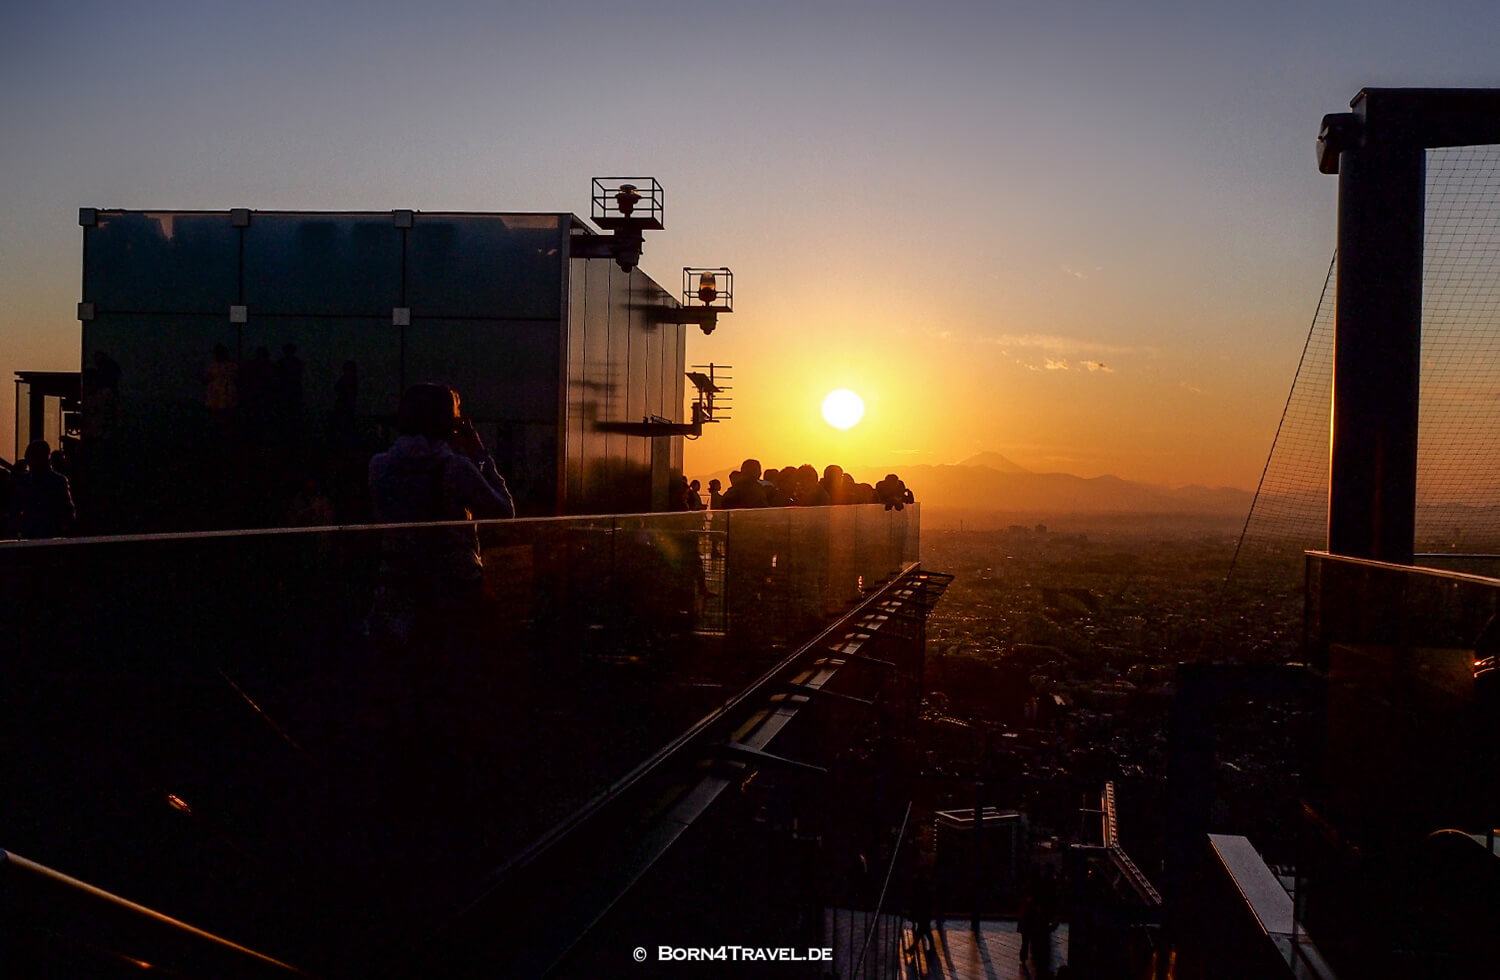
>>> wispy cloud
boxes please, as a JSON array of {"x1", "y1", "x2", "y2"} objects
[
  {"x1": 975, "y1": 332, "x2": 1138, "y2": 374},
  {"x1": 1179, "y1": 381, "x2": 1203, "y2": 394},
  {"x1": 1061, "y1": 264, "x2": 1087, "y2": 279},
  {"x1": 979, "y1": 333, "x2": 1134, "y2": 356}
]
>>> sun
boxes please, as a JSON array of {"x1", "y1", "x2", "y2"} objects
[{"x1": 822, "y1": 389, "x2": 865, "y2": 430}]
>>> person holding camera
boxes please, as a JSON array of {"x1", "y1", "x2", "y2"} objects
[{"x1": 367, "y1": 383, "x2": 514, "y2": 639}]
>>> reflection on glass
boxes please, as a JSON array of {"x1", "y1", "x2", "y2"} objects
[
  {"x1": 85, "y1": 212, "x2": 239, "y2": 313},
  {"x1": 243, "y1": 215, "x2": 403, "y2": 315},
  {"x1": 406, "y1": 216, "x2": 563, "y2": 319}
]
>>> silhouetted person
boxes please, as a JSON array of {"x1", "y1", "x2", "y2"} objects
[
  {"x1": 9, "y1": 441, "x2": 75, "y2": 539},
  {"x1": 1019, "y1": 868, "x2": 1058, "y2": 976},
  {"x1": 203, "y1": 343, "x2": 238, "y2": 435},
  {"x1": 907, "y1": 866, "x2": 938, "y2": 956},
  {"x1": 671, "y1": 474, "x2": 693, "y2": 511},
  {"x1": 821, "y1": 464, "x2": 850, "y2": 505},
  {"x1": 721, "y1": 458, "x2": 768, "y2": 508},
  {"x1": 240, "y1": 346, "x2": 274, "y2": 443},
  {"x1": 687, "y1": 479, "x2": 704, "y2": 511},
  {"x1": 773, "y1": 467, "x2": 798, "y2": 505},
  {"x1": 272, "y1": 343, "x2": 304, "y2": 447},
  {"x1": 876, "y1": 473, "x2": 910, "y2": 510},
  {"x1": 708, "y1": 478, "x2": 724, "y2": 509},
  {"x1": 93, "y1": 350, "x2": 121, "y2": 396},
  {"x1": 367, "y1": 383, "x2": 514, "y2": 640},
  {"x1": 333, "y1": 360, "x2": 359, "y2": 440},
  {"x1": 795, "y1": 464, "x2": 830, "y2": 506},
  {"x1": 82, "y1": 368, "x2": 116, "y2": 442},
  {"x1": 285, "y1": 475, "x2": 335, "y2": 527}
]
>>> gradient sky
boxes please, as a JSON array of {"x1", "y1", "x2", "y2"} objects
[{"x1": 4, "y1": 1, "x2": 1499, "y2": 489}]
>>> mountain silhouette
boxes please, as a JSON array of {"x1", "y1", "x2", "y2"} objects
[
  {"x1": 894, "y1": 457, "x2": 1251, "y2": 515},
  {"x1": 957, "y1": 451, "x2": 1030, "y2": 473}
]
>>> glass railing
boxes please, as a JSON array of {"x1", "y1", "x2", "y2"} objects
[
  {"x1": 1306, "y1": 549, "x2": 1500, "y2": 656},
  {"x1": 1, "y1": 503, "x2": 918, "y2": 977},
  {"x1": 1304, "y1": 550, "x2": 1500, "y2": 846}
]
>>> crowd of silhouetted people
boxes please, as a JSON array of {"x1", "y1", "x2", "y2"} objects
[
  {"x1": 1, "y1": 440, "x2": 76, "y2": 539},
  {"x1": 672, "y1": 460, "x2": 915, "y2": 512}
]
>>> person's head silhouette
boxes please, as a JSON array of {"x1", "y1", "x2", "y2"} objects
[{"x1": 397, "y1": 383, "x2": 460, "y2": 440}]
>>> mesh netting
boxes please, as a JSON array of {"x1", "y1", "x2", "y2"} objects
[{"x1": 1234, "y1": 145, "x2": 1500, "y2": 572}]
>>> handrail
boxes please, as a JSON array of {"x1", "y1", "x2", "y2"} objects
[
  {"x1": 1, "y1": 847, "x2": 314, "y2": 977},
  {"x1": 1099, "y1": 780, "x2": 1162, "y2": 906},
  {"x1": 0, "y1": 501, "x2": 910, "y2": 550},
  {"x1": 1306, "y1": 549, "x2": 1500, "y2": 588},
  {"x1": 852, "y1": 801, "x2": 914, "y2": 978}
]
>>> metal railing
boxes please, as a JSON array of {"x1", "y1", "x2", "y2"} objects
[{"x1": 1, "y1": 848, "x2": 313, "y2": 978}]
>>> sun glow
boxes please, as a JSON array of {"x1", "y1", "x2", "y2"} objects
[{"x1": 822, "y1": 389, "x2": 865, "y2": 430}]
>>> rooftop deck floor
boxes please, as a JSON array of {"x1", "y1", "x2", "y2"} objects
[
  {"x1": 827, "y1": 912, "x2": 1068, "y2": 980},
  {"x1": 901, "y1": 919, "x2": 1069, "y2": 980}
]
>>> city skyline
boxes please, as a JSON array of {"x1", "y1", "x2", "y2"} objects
[{"x1": 4, "y1": 2, "x2": 1499, "y2": 491}]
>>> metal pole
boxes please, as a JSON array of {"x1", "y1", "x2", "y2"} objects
[{"x1": 1329, "y1": 143, "x2": 1424, "y2": 564}]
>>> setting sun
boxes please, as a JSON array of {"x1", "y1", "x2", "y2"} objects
[{"x1": 821, "y1": 389, "x2": 865, "y2": 430}]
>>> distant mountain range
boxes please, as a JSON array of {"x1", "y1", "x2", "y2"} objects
[
  {"x1": 898, "y1": 454, "x2": 1252, "y2": 515},
  {"x1": 693, "y1": 452, "x2": 1254, "y2": 516},
  {"x1": 955, "y1": 451, "x2": 1031, "y2": 473}
]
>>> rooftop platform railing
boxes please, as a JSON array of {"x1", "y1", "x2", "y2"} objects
[
  {"x1": 1301, "y1": 550, "x2": 1500, "y2": 978},
  {"x1": 1306, "y1": 550, "x2": 1500, "y2": 656},
  {"x1": 1, "y1": 503, "x2": 918, "y2": 978},
  {"x1": 1304, "y1": 550, "x2": 1500, "y2": 840}
]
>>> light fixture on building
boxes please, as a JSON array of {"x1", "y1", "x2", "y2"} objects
[
  {"x1": 615, "y1": 184, "x2": 641, "y2": 217},
  {"x1": 573, "y1": 178, "x2": 664, "y2": 272},
  {"x1": 697, "y1": 270, "x2": 718, "y2": 305},
  {"x1": 675, "y1": 267, "x2": 733, "y2": 334}
]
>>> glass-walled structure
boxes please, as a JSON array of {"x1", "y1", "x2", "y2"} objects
[{"x1": 77, "y1": 209, "x2": 689, "y2": 533}]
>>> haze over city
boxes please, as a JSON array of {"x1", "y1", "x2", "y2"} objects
[{"x1": 4, "y1": 1, "x2": 1498, "y2": 490}]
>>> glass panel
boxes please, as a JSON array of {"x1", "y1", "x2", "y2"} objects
[
  {"x1": 1305, "y1": 552, "x2": 1500, "y2": 850},
  {"x1": 79, "y1": 314, "x2": 240, "y2": 532},
  {"x1": 240, "y1": 317, "x2": 401, "y2": 446},
  {"x1": 242, "y1": 214, "x2": 403, "y2": 315},
  {"x1": 238, "y1": 317, "x2": 402, "y2": 527},
  {"x1": 83, "y1": 313, "x2": 239, "y2": 423},
  {"x1": 1, "y1": 504, "x2": 917, "y2": 971},
  {"x1": 406, "y1": 214, "x2": 563, "y2": 319},
  {"x1": 404, "y1": 319, "x2": 560, "y2": 421},
  {"x1": 491, "y1": 420, "x2": 558, "y2": 516},
  {"x1": 84, "y1": 211, "x2": 239, "y2": 313}
]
